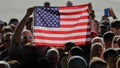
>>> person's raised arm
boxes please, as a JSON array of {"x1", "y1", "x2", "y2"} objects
[
  {"x1": 109, "y1": 8, "x2": 117, "y2": 19},
  {"x1": 26, "y1": 17, "x2": 33, "y2": 33},
  {"x1": 13, "y1": 7, "x2": 34, "y2": 44},
  {"x1": 88, "y1": 2, "x2": 93, "y2": 13}
]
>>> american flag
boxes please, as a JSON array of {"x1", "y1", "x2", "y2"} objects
[{"x1": 33, "y1": 4, "x2": 91, "y2": 46}]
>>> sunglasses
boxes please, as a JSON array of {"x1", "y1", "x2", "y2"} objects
[{"x1": 23, "y1": 36, "x2": 32, "y2": 39}]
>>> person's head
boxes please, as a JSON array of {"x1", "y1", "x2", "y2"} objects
[
  {"x1": 44, "y1": 2, "x2": 50, "y2": 7},
  {"x1": 68, "y1": 46, "x2": 83, "y2": 59},
  {"x1": 64, "y1": 42, "x2": 76, "y2": 52},
  {"x1": 89, "y1": 10, "x2": 96, "y2": 20},
  {"x1": 116, "y1": 57, "x2": 120, "y2": 68},
  {"x1": 68, "y1": 56, "x2": 87, "y2": 68},
  {"x1": 110, "y1": 19, "x2": 120, "y2": 35},
  {"x1": 89, "y1": 57, "x2": 109, "y2": 68},
  {"x1": 99, "y1": 20, "x2": 110, "y2": 37},
  {"x1": 101, "y1": 15, "x2": 109, "y2": 21},
  {"x1": 90, "y1": 43, "x2": 104, "y2": 59},
  {"x1": 103, "y1": 48, "x2": 119, "y2": 68},
  {"x1": 2, "y1": 26, "x2": 13, "y2": 34},
  {"x1": 91, "y1": 36, "x2": 105, "y2": 47},
  {"x1": 56, "y1": 47, "x2": 64, "y2": 56},
  {"x1": 8, "y1": 18, "x2": 19, "y2": 31},
  {"x1": 90, "y1": 20, "x2": 99, "y2": 34},
  {"x1": 9, "y1": 18, "x2": 19, "y2": 26},
  {"x1": 0, "y1": 61, "x2": 10, "y2": 68},
  {"x1": 66, "y1": 1, "x2": 73, "y2": 6},
  {"x1": 3, "y1": 32, "x2": 13, "y2": 48},
  {"x1": 46, "y1": 48, "x2": 59, "y2": 67},
  {"x1": 112, "y1": 35, "x2": 120, "y2": 48},
  {"x1": 103, "y1": 31, "x2": 115, "y2": 49},
  {"x1": 21, "y1": 30, "x2": 33, "y2": 45},
  {"x1": 101, "y1": 20, "x2": 110, "y2": 29}
]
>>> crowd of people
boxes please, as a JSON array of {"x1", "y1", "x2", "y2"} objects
[{"x1": 0, "y1": 1, "x2": 120, "y2": 68}]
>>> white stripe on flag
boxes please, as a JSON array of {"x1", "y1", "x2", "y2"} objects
[
  {"x1": 34, "y1": 25, "x2": 90, "y2": 31},
  {"x1": 34, "y1": 32, "x2": 90, "y2": 37},
  {"x1": 34, "y1": 38, "x2": 91, "y2": 44}
]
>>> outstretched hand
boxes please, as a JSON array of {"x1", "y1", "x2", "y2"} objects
[
  {"x1": 88, "y1": 2, "x2": 93, "y2": 13},
  {"x1": 26, "y1": 7, "x2": 34, "y2": 16},
  {"x1": 108, "y1": 8, "x2": 117, "y2": 19}
]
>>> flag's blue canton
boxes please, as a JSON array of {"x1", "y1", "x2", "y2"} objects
[{"x1": 34, "y1": 7, "x2": 60, "y2": 28}]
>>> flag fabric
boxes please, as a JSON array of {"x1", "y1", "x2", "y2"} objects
[{"x1": 33, "y1": 4, "x2": 91, "y2": 47}]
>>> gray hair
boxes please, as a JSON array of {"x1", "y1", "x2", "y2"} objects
[
  {"x1": 68, "y1": 56, "x2": 87, "y2": 68},
  {"x1": 21, "y1": 29, "x2": 32, "y2": 36},
  {"x1": 0, "y1": 61, "x2": 10, "y2": 68},
  {"x1": 46, "y1": 48, "x2": 59, "y2": 57},
  {"x1": 91, "y1": 36, "x2": 104, "y2": 45}
]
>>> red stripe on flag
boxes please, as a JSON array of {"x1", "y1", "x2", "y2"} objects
[
  {"x1": 34, "y1": 41, "x2": 91, "y2": 47},
  {"x1": 34, "y1": 28, "x2": 90, "y2": 34},
  {"x1": 59, "y1": 4, "x2": 88, "y2": 10},
  {"x1": 60, "y1": 22, "x2": 89, "y2": 28}
]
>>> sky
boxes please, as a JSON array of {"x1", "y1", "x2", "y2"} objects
[{"x1": 0, "y1": 0, "x2": 120, "y2": 23}]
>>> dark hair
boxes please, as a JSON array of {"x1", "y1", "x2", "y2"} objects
[
  {"x1": 66, "y1": 1, "x2": 73, "y2": 6},
  {"x1": 4, "y1": 22, "x2": 7, "y2": 26},
  {"x1": 101, "y1": 20, "x2": 110, "y2": 29},
  {"x1": 111, "y1": 19, "x2": 120, "y2": 29},
  {"x1": 89, "y1": 10, "x2": 96, "y2": 19},
  {"x1": 68, "y1": 56, "x2": 87, "y2": 68},
  {"x1": 69, "y1": 46, "x2": 83, "y2": 56},
  {"x1": 44, "y1": 2, "x2": 50, "y2": 7},
  {"x1": 64, "y1": 42, "x2": 76, "y2": 51},
  {"x1": 103, "y1": 31, "x2": 115, "y2": 42},
  {"x1": 101, "y1": 20, "x2": 110, "y2": 25},
  {"x1": 9, "y1": 18, "x2": 18, "y2": 23},
  {"x1": 103, "y1": 48, "x2": 119, "y2": 60},
  {"x1": 9, "y1": 18, "x2": 19, "y2": 25},
  {"x1": 65, "y1": 42, "x2": 76, "y2": 47}
]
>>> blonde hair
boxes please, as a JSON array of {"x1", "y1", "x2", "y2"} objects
[
  {"x1": 112, "y1": 35, "x2": 120, "y2": 48},
  {"x1": 90, "y1": 43, "x2": 104, "y2": 59},
  {"x1": 46, "y1": 48, "x2": 59, "y2": 57},
  {"x1": 91, "y1": 37, "x2": 104, "y2": 45},
  {"x1": 89, "y1": 57, "x2": 109, "y2": 68}
]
